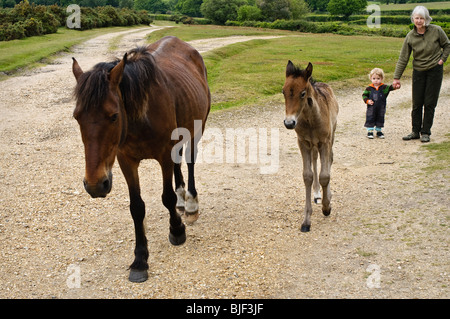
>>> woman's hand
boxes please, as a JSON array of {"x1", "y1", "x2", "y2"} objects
[
  {"x1": 393, "y1": 79, "x2": 401, "y2": 90},
  {"x1": 438, "y1": 59, "x2": 444, "y2": 65}
]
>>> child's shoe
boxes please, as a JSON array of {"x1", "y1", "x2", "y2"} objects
[
  {"x1": 377, "y1": 131, "x2": 384, "y2": 139},
  {"x1": 367, "y1": 131, "x2": 374, "y2": 139}
]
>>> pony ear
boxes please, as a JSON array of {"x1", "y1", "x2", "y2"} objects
[
  {"x1": 305, "y1": 62, "x2": 313, "y2": 80},
  {"x1": 286, "y1": 60, "x2": 295, "y2": 77},
  {"x1": 110, "y1": 53, "x2": 128, "y2": 89},
  {"x1": 72, "y1": 57, "x2": 83, "y2": 82}
]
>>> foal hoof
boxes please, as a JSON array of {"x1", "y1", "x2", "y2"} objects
[
  {"x1": 301, "y1": 224, "x2": 311, "y2": 232},
  {"x1": 322, "y1": 207, "x2": 331, "y2": 216},
  {"x1": 314, "y1": 197, "x2": 322, "y2": 204},
  {"x1": 185, "y1": 211, "x2": 199, "y2": 225},
  {"x1": 129, "y1": 269, "x2": 148, "y2": 283}
]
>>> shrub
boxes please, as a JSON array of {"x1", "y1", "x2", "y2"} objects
[
  {"x1": 0, "y1": 2, "x2": 153, "y2": 41},
  {"x1": 23, "y1": 17, "x2": 44, "y2": 37}
]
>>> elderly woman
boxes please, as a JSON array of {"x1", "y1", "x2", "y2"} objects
[{"x1": 393, "y1": 6, "x2": 450, "y2": 143}]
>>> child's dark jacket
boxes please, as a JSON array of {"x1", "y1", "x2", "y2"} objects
[{"x1": 362, "y1": 84, "x2": 394, "y2": 128}]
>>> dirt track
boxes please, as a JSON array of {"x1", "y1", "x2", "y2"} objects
[{"x1": 0, "y1": 26, "x2": 449, "y2": 299}]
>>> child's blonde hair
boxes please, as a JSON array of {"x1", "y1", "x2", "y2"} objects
[{"x1": 369, "y1": 68, "x2": 385, "y2": 80}]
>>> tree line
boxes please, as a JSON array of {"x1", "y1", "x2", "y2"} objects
[{"x1": 2, "y1": 1, "x2": 449, "y2": 23}]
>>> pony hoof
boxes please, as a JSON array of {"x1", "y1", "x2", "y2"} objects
[
  {"x1": 314, "y1": 197, "x2": 322, "y2": 204},
  {"x1": 129, "y1": 269, "x2": 148, "y2": 283},
  {"x1": 301, "y1": 225, "x2": 311, "y2": 232},
  {"x1": 169, "y1": 230, "x2": 186, "y2": 246},
  {"x1": 176, "y1": 206, "x2": 185, "y2": 213},
  {"x1": 185, "y1": 211, "x2": 199, "y2": 224},
  {"x1": 322, "y1": 208, "x2": 331, "y2": 216}
]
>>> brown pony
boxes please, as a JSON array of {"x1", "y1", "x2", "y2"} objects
[
  {"x1": 72, "y1": 36, "x2": 210, "y2": 282},
  {"x1": 283, "y1": 61, "x2": 338, "y2": 232}
]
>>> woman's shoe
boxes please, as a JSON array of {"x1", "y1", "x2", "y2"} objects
[
  {"x1": 402, "y1": 132, "x2": 420, "y2": 140},
  {"x1": 420, "y1": 134, "x2": 430, "y2": 143}
]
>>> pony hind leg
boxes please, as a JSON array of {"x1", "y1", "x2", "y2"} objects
[
  {"x1": 174, "y1": 146, "x2": 186, "y2": 213},
  {"x1": 312, "y1": 147, "x2": 322, "y2": 204},
  {"x1": 159, "y1": 154, "x2": 186, "y2": 246},
  {"x1": 319, "y1": 145, "x2": 333, "y2": 216},
  {"x1": 184, "y1": 139, "x2": 199, "y2": 224}
]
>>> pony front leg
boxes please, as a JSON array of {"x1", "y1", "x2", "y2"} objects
[
  {"x1": 117, "y1": 154, "x2": 149, "y2": 283},
  {"x1": 312, "y1": 147, "x2": 321, "y2": 204},
  {"x1": 299, "y1": 142, "x2": 313, "y2": 232}
]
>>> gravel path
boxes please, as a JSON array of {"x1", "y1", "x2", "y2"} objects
[{"x1": 0, "y1": 26, "x2": 448, "y2": 299}]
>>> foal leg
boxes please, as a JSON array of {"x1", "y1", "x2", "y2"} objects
[
  {"x1": 159, "y1": 154, "x2": 186, "y2": 246},
  {"x1": 312, "y1": 147, "x2": 321, "y2": 204},
  {"x1": 319, "y1": 143, "x2": 333, "y2": 216},
  {"x1": 174, "y1": 146, "x2": 186, "y2": 213},
  {"x1": 184, "y1": 138, "x2": 199, "y2": 224},
  {"x1": 117, "y1": 153, "x2": 149, "y2": 283},
  {"x1": 299, "y1": 142, "x2": 313, "y2": 232}
]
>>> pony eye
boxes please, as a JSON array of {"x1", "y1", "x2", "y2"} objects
[
  {"x1": 110, "y1": 113, "x2": 119, "y2": 123},
  {"x1": 301, "y1": 91, "x2": 306, "y2": 98}
]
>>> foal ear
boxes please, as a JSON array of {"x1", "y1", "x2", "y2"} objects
[
  {"x1": 72, "y1": 57, "x2": 83, "y2": 82},
  {"x1": 286, "y1": 60, "x2": 295, "y2": 77},
  {"x1": 110, "y1": 53, "x2": 128, "y2": 89},
  {"x1": 305, "y1": 62, "x2": 313, "y2": 80}
]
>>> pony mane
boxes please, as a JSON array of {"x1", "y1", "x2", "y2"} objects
[{"x1": 74, "y1": 46, "x2": 157, "y2": 121}]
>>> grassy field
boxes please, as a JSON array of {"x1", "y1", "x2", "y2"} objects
[
  {"x1": 378, "y1": 1, "x2": 450, "y2": 11},
  {"x1": 1, "y1": 23, "x2": 446, "y2": 111},
  {"x1": 0, "y1": 26, "x2": 145, "y2": 75},
  {"x1": 148, "y1": 24, "x2": 409, "y2": 110}
]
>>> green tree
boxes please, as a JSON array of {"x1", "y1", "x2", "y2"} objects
[
  {"x1": 257, "y1": 0, "x2": 291, "y2": 21},
  {"x1": 288, "y1": 0, "x2": 310, "y2": 19},
  {"x1": 306, "y1": 0, "x2": 330, "y2": 12},
  {"x1": 327, "y1": 0, "x2": 366, "y2": 19},
  {"x1": 237, "y1": 5, "x2": 262, "y2": 21},
  {"x1": 200, "y1": 0, "x2": 246, "y2": 25},
  {"x1": 134, "y1": 0, "x2": 168, "y2": 13},
  {"x1": 175, "y1": 0, "x2": 203, "y2": 17}
]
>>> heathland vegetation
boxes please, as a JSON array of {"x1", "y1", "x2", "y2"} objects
[
  {"x1": 1, "y1": 1, "x2": 449, "y2": 42},
  {"x1": 0, "y1": 1, "x2": 449, "y2": 79},
  {"x1": 0, "y1": 1, "x2": 152, "y2": 40}
]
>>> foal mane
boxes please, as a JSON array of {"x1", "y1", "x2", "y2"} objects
[{"x1": 74, "y1": 46, "x2": 157, "y2": 121}]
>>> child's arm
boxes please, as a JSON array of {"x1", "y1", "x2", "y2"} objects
[
  {"x1": 362, "y1": 87, "x2": 373, "y2": 105},
  {"x1": 383, "y1": 84, "x2": 396, "y2": 98}
]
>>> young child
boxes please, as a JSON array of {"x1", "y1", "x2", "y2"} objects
[{"x1": 362, "y1": 68, "x2": 396, "y2": 139}]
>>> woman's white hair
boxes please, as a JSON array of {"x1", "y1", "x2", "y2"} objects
[{"x1": 411, "y1": 6, "x2": 432, "y2": 26}]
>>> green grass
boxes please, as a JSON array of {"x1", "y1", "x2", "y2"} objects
[
  {"x1": 422, "y1": 134, "x2": 450, "y2": 174},
  {"x1": 378, "y1": 1, "x2": 450, "y2": 11},
  {"x1": 147, "y1": 23, "x2": 294, "y2": 42},
  {"x1": 2, "y1": 23, "x2": 445, "y2": 113},
  {"x1": 146, "y1": 25, "x2": 411, "y2": 111},
  {"x1": 0, "y1": 26, "x2": 144, "y2": 75}
]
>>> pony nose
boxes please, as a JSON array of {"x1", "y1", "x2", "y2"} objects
[
  {"x1": 83, "y1": 174, "x2": 112, "y2": 198},
  {"x1": 284, "y1": 119, "x2": 296, "y2": 130}
]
